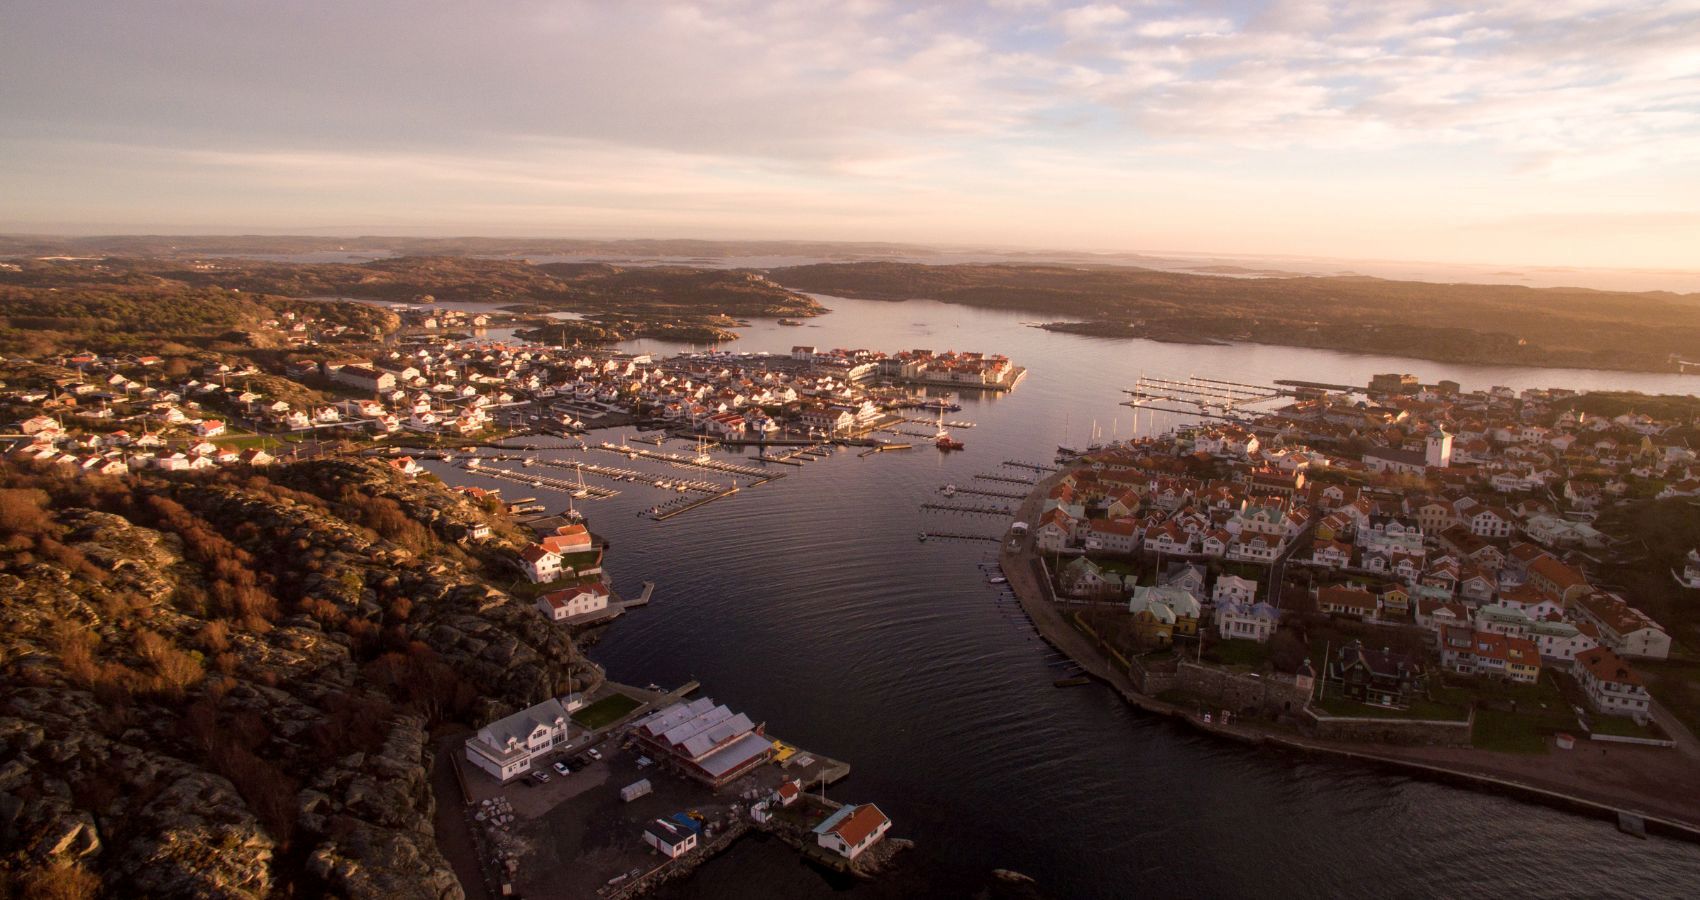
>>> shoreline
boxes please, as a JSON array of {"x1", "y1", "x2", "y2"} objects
[{"x1": 999, "y1": 469, "x2": 1700, "y2": 844}]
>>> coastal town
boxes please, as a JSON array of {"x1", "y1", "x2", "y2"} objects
[
  {"x1": 1001, "y1": 371, "x2": 1700, "y2": 836},
  {"x1": 0, "y1": 304, "x2": 1033, "y2": 896}
]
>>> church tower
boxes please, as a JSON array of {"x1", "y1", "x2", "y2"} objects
[{"x1": 1426, "y1": 428, "x2": 1453, "y2": 469}]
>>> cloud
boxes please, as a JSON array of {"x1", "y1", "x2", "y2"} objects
[{"x1": 1, "y1": 1, "x2": 1699, "y2": 269}]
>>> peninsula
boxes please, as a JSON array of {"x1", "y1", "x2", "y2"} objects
[
  {"x1": 768, "y1": 262, "x2": 1700, "y2": 374},
  {"x1": 998, "y1": 372, "x2": 1700, "y2": 837}
]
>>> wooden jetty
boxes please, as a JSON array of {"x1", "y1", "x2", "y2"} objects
[
  {"x1": 920, "y1": 532, "x2": 1002, "y2": 543},
  {"x1": 857, "y1": 443, "x2": 913, "y2": 458},
  {"x1": 945, "y1": 486, "x2": 1024, "y2": 500},
  {"x1": 594, "y1": 442, "x2": 773, "y2": 479},
  {"x1": 534, "y1": 458, "x2": 723, "y2": 493},
  {"x1": 922, "y1": 502, "x2": 1013, "y2": 516},
  {"x1": 974, "y1": 473, "x2": 1037, "y2": 486},
  {"x1": 1002, "y1": 460, "x2": 1058, "y2": 473},
  {"x1": 461, "y1": 461, "x2": 620, "y2": 498},
  {"x1": 646, "y1": 486, "x2": 741, "y2": 521},
  {"x1": 901, "y1": 417, "x2": 975, "y2": 428}
]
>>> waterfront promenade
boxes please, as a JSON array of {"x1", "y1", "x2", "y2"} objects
[{"x1": 999, "y1": 469, "x2": 1700, "y2": 840}]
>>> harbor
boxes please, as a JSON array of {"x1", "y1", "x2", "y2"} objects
[{"x1": 421, "y1": 302, "x2": 1700, "y2": 899}]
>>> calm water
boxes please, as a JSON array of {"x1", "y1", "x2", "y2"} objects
[{"x1": 427, "y1": 295, "x2": 1700, "y2": 899}]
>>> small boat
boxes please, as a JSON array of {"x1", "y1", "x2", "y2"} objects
[
  {"x1": 988, "y1": 575, "x2": 1008, "y2": 585},
  {"x1": 936, "y1": 435, "x2": 964, "y2": 451},
  {"x1": 941, "y1": 484, "x2": 957, "y2": 496},
  {"x1": 918, "y1": 532, "x2": 928, "y2": 542},
  {"x1": 778, "y1": 318, "x2": 804, "y2": 326}
]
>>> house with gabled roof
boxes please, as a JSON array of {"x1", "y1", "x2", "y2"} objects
[
  {"x1": 814, "y1": 804, "x2": 891, "y2": 861},
  {"x1": 463, "y1": 698, "x2": 574, "y2": 781}
]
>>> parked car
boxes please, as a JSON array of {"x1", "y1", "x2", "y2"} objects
[
  {"x1": 552, "y1": 761, "x2": 570, "y2": 775},
  {"x1": 531, "y1": 770, "x2": 550, "y2": 783},
  {"x1": 587, "y1": 748, "x2": 603, "y2": 761}
]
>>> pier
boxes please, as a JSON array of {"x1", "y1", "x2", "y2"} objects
[
  {"x1": 900, "y1": 417, "x2": 975, "y2": 428},
  {"x1": 593, "y1": 442, "x2": 775, "y2": 480},
  {"x1": 920, "y1": 532, "x2": 1003, "y2": 543},
  {"x1": 534, "y1": 458, "x2": 724, "y2": 493},
  {"x1": 1002, "y1": 460, "x2": 1057, "y2": 473},
  {"x1": 462, "y1": 460, "x2": 621, "y2": 498},
  {"x1": 645, "y1": 486, "x2": 742, "y2": 521},
  {"x1": 858, "y1": 443, "x2": 913, "y2": 458},
  {"x1": 974, "y1": 473, "x2": 1037, "y2": 486},
  {"x1": 922, "y1": 502, "x2": 1014, "y2": 516},
  {"x1": 943, "y1": 485, "x2": 1024, "y2": 500}
]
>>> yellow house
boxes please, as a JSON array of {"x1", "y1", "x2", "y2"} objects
[
  {"x1": 1129, "y1": 586, "x2": 1200, "y2": 639},
  {"x1": 1131, "y1": 607, "x2": 1175, "y2": 646},
  {"x1": 1379, "y1": 586, "x2": 1411, "y2": 620}
]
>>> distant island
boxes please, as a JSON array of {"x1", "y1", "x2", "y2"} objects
[
  {"x1": 768, "y1": 262, "x2": 1700, "y2": 374},
  {"x1": 0, "y1": 256, "x2": 822, "y2": 356}
]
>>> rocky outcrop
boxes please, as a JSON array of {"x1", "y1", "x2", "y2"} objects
[{"x1": 0, "y1": 458, "x2": 589, "y2": 896}]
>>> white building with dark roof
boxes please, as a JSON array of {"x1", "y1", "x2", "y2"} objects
[{"x1": 464, "y1": 698, "x2": 575, "y2": 781}]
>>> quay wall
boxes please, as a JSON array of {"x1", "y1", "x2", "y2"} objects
[
  {"x1": 1174, "y1": 662, "x2": 1312, "y2": 718},
  {"x1": 1302, "y1": 708, "x2": 1473, "y2": 747}
]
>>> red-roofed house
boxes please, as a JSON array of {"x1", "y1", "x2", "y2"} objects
[
  {"x1": 814, "y1": 804, "x2": 892, "y2": 861},
  {"x1": 1572, "y1": 647, "x2": 1651, "y2": 719},
  {"x1": 536, "y1": 580, "x2": 610, "y2": 622},
  {"x1": 518, "y1": 544, "x2": 563, "y2": 584}
]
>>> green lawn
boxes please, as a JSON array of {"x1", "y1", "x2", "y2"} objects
[
  {"x1": 1205, "y1": 639, "x2": 1271, "y2": 671},
  {"x1": 1640, "y1": 660, "x2": 1700, "y2": 738},
  {"x1": 572, "y1": 692, "x2": 641, "y2": 730},
  {"x1": 1471, "y1": 708, "x2": 1552, "y2": 753},
  {"x1": 1588, "y1": 714, "x2": 1664, "y2": 739},
  {"x1": 1313, "y1": 692, "x2": 1468, "y2": 721}
]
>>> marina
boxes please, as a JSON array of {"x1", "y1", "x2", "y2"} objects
[{"x1": 428, "y1": 294, "x2": 1700, "y2": 900}]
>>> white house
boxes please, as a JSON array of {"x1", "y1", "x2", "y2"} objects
[
  {"x1": 1215, "y1": 600, "x2": 1280, "y2": 643},
  {"x1": 1212, "y1": 575, "x2": 1258, "y2": 607},
  {"x1": 643, "y1": 819, "x2": 699, "y2": 859},
  {"x1": 537, "y1": 581, "x2": 611, "y2": 621},
  {"x1": 1572, "y1": 648, "x2": 1651, "y2": 720},
  {"x1": 519, "y1": 544, "x2": 563, "y2": 584},
  {"x1": 813, "y1": 804, "x2": 891, "y2": 861},
  {"x1": 463, "y1": 698, "x2": 575, "y2": 781}
]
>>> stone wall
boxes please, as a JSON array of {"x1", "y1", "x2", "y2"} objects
[
  {"x1": 1128, "y1": 656, "x2": 1178, "y2": 695},
  {"x1": 1303, "y1": 708, "x2": 1473, "y2": 747},
  {"x1": 1173, "y1": 662, "x2": 1312, "y2": 717}
]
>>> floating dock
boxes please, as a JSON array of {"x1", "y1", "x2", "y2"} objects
[
  {"x1": 943, "y1": 486, "x2": 1024, "y2": 500},
  {"x1": 922, "y1": 502, "x2": 1014, "y2": 516},
  {"x1": 461, "y1": 461, "x2": 620, "y2": 498},
  {"x1": 974, "y1": 473, "x2": 1037, "y2": 486},
  {"x1": 920, "y1": 532, "x2": 1003, "y2": 543}
]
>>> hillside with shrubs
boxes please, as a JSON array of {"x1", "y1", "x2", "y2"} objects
[{"x1": 0, "y1": 457, "x2": 592, "y2": 898}]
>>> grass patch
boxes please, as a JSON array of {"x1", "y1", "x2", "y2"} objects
[
  {"x1": 572, "y1": 692, "x2": 641, "y2": 730},
  {"x1": 1640, "y1": 659, "x2": 1700, "y2": 738},
  {"x1": 1471, "y1": 708, "x2": 1550, "y2": 753},
  {"x1": 1204, "y1": 639, "x2": 1271, "y2": 671},
  {"x1": 1588, "y1": 714, "x2": 1663, "y2": 739},
  {"x1": 1314, "y1": 692, "x2": 1468, "y2": 721}
]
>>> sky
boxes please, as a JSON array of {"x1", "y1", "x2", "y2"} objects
[{"x1": 3, "y1": 0, "x2": 1700, "y2": 270}]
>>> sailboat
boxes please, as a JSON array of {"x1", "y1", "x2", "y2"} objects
[
  {"x1": 1056, "y1": 410, "x2": 1083, "y2": 460},
  {"x1": 694, "y1": 436, "x2": 712, "y2": 465},
  {"x1": 572, "y1": 464, "x2": 590, "y2": 499}
]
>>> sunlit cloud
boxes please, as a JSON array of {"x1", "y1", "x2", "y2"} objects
[{"x1": 1, "y1": 0, "x2": 1698, "y2": 269}]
